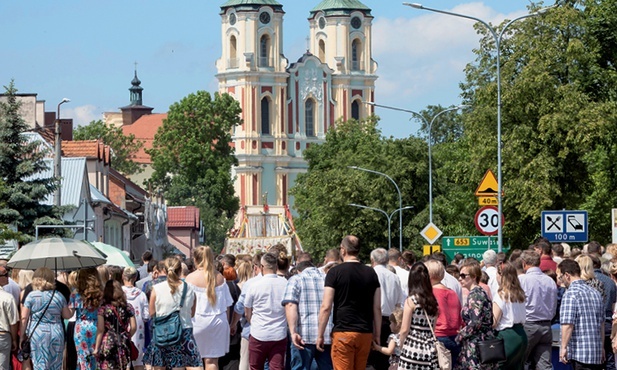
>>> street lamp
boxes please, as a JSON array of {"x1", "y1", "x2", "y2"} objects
[
  {"x1": 403, "y1": 2, "x2": 553, "y2": 252},
  {"x1": 365, "y1": 101, "x2": 466, "y2": 225},
  {"x1": 348, "y1": 166, "x2": 403, "y2": 251},
  {"x1": 349, "y1": 204, "x2": 414, "y2": 250},
  {"x1": 54, "y1": 98, "x2": 70, "y2": 207}
]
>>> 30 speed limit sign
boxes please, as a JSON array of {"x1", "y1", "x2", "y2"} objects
[{"x1": 474, "y1": 206, "x2": 504, "y2": 236}]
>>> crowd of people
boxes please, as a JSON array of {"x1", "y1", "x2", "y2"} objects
[{"x1": 0, "y1": 236, "x2": 615, "y2": 370}]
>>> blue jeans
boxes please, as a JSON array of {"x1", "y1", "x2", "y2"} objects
[
  {"x1": 290, "y1": 344, "x2": 333, "y2": 370},
  {"x1": 437, "y1": 335, "x2": 461, "y2": 368}
]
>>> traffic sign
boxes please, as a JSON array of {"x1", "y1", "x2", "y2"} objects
[
  {"x1": 423, "y1": 245, "x2": 442, "y2": 256},
  {"x1": 475, "y1": 170, "x2": 499, "y2": 197},
  {"x1": 420, "y1": 223, "x2": 443, "y2": 245},
  {"x1": 442, "y1": 236, "x2": 499, "y2": 261},
  {"x1": 478, "y1": 197, "x2": 498, "y2": 206},
  {"x1": 541, "y1": 210, "x2": 588, "y2": 242},
  {"x1": 474, "y1": 206, "x2": 504, "y2": 236}
]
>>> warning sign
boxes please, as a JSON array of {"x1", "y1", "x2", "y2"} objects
[{"x1": 475, "y1": 170, "x2": 499, "y2": 197}]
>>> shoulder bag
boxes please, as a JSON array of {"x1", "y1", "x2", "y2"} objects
[
  {"x1": 20, "y1": 290, "x2": 56, "y2": 361},
  {"x1": 152, "y1": 282, "x2": 187, "y2": 347},
  {"x1": 110, "y1": 305, "x2": 139, "y2": 361},
  {"x1": 478, "y1": 337, "x2": 506, "y2": 364},
  {"x1": 423, "y1": 308, "x2": 452, "y2": 370}
]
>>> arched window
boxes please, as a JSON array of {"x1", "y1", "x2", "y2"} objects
[
  {"x1": 260, "y1": 35, "x2": 271, "y2": 67},
  {"x1": 351, "y1": 100, "x2": 360, "y2": 120},
  {"x1": 305, "y1": 99, "x2": 315, "y2": 137},
  {"x1": 351, "y1": 39, "x2": 362, "y2": 71},
  {"x1": 261, "y1": 97, "x2": 271, "y2": 135},
  {"x1": 230, "y1": 35, "x2": 238, "y2": 69},
  {"x1": 318, "y1": 40, "x2": 326, "y2": 63}
]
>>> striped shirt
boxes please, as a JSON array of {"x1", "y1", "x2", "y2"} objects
[{"x1": 282, "y1": 267, "x2": 333, "y2": 344}]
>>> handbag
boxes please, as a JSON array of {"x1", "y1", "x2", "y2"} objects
[
  {"x1": 19, "y1": 290, "x2": 56, "y2": 361},
  {"x1": 111, "y1": 305, "x2": 139, "y2": 361},
  {"x1": 478, "y1": 337, "x2": 506, "y2": 364},
  {"x1": 152, "y1": 282, "x2": 187, "y2": 347},
  {"x1": 424, "y1": 309, "x2": 452, "y2": 370}
]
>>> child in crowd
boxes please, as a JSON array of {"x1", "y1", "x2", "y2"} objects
[{"x1": 372, "y1": 307, "x2": 404, "y2": 370}]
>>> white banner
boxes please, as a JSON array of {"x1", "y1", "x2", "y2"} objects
[
  {"x1": 613, "y1": 209, "x2": 617, "y2": 244},
  {"x1": 224, "y1": 236, "x2": 293, "y2": 256}
]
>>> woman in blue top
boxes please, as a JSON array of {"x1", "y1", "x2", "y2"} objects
[
  {"x1": 21, "y1": 267, "x2": 72, "y2": 370},
  {"x1": 69, "y1": 267, "x2": 103, "y2": 370}
]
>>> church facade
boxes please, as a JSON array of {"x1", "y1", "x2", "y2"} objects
[{"x1": 216, "y1": 0, "x2": 378, "y2": 209}]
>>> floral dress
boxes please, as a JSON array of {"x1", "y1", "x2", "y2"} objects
[
  {"x1": 123, "y1": 285, "x2": 150, "y2": 366},
  {"x1": 398, "y1": 296, "x2": 438, "y2": 369},
  {"x1": 97, "y1": 304, "x2": 135, "y2": 370},
  {"x1": 455, "y1": 285, "x2": 498, "y2": 370},
  {"x1": 69, "y1": 292, "x2": 99, "y2": 370}
]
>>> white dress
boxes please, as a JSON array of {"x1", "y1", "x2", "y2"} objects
[
  {"x1": 192, "y1": 282, "x2": 233, "y2": 358},
  {"x1": 122, "y1": 285, "x2": 150, "y2": 366}
]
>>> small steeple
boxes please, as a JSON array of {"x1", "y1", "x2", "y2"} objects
[{"x1": 129, "y1": 63, "x2": 143, "y2": 106}]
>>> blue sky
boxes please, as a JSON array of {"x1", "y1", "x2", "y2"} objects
[{"x1": 1, "y1": 1, "x2": 539, "y2": 138}]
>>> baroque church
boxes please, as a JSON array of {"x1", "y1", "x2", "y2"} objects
[{"x1": 217, "y1": 0, "x2": 378, "y2": 209}]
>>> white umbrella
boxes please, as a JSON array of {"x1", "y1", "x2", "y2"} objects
[
  {"x1": 89, "y1": 241, "x2": 135, "y2": 268},
  {"x1": 7, "y1": 237, "x2": 107, "y2": 271}
]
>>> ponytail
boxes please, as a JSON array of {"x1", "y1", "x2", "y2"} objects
[{"x1": 165, "y1": 257, "x2": 182, "y2": 294}]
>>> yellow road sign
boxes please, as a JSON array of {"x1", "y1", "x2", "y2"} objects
[
  {"x1": 478, "y1": 197, "x2": 498, "y2": 206},
  {"x1": 423, "y1": 245, "x2": 442, "y2": 256},
  {"x1": 475, "y1": 169, "x2": 499, "y2": 197}
]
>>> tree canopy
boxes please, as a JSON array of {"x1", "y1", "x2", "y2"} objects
[
  {"x1": 148, "y1": 91, "x2": 242, "y2": 251},
  {"x1": 73, "y1": 119, "x2": 144, "y2": 176}
]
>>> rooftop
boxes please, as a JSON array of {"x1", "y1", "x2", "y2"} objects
[
  {"x1": 167, "y1": 206, "x2": 200, "y2": 229},
  {"x1": 121, "y1": 113, "x2": 167, "y2": 164}
]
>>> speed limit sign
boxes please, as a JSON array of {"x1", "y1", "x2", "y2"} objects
[{"x1": 474, "y1": 206, "x2": 504, "y2": 236}]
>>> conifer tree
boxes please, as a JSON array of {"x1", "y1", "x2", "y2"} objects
[{"x1": 0, "y1": 80, "x2": 62, "y2": 243}]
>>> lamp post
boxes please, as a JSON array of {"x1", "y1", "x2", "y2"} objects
[
  {"x1": 403, "y1": 3, "x2": 552, "y2": 252},
  {"x1": 365, "y1": 102, "x2": 466, "y2": 225},
  {"x1": 348, "y1": 166, "x2": 403, "y2": 251},
  {"x1": 54, "y1": 98, "x2": 70, "y2": 207},
  {"x1": 349, "y1": 204, "x2": 414, "y2": 250}
]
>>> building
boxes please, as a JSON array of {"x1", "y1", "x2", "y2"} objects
[{"x1": 217, "y1": 0, "x2": 377, "y2": 209}]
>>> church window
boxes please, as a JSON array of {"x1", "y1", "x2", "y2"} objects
[
  {"x1": 305, "y1": 99, "x2": 315, "y2": 137},
  {"x1": 351, "y1": 100, "x2": 360, "y2": 120},
  {"x1": 260, "y1": 35, "x2": 271, "y2": 67},
  {"x1": 318, "y1": 39, "x2": 326, "y2": 63},
  {"x1": 351, "y1": 39, "x2": 362, "y2": 71},
  {"x1": 229, "y1": 36, "x2": 238, "y2": 69},
  {"x1": 261, "y1": 97, "x2": 271, "y2": 135}
]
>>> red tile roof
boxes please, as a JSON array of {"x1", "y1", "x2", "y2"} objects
[
  {"x1": 122, "y1": 113, "x2": 167, "y2": 164},
  {"x1": 62, "y1": 140, "x2": 109, "y2": 163},
  {"x1": 167, "y1": 206, "x2": 200, "y2": 229}
]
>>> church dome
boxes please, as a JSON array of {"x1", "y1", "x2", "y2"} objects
[{"x1": 311, "y1": 0, "x2": 371, "y2": 15}]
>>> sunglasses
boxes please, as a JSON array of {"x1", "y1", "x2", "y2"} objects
[{"x1": 459, "y1": 273, "x2": 470, "y2": 279}]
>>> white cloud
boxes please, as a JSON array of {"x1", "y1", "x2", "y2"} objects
[{"x1": 65, "y1": 105, "x2": 101, "y2": 127}]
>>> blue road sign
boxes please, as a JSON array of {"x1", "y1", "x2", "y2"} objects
[{"x1": 541, "y1": 210, "x2": 588, "y2": 243}]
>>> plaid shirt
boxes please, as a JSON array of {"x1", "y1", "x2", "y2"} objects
[
  {"x1": 560, "y1": 279, "x2": 604, "y2": 364},
  {"x1": 282, "y1": 267, "x2": 333, "y2": 344}
]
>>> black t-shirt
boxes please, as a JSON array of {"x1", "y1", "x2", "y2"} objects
[
  {"x1": 21, "y1": 280, "x2": 72, "y2": 305},
  {"x1": 325, "y1": 262, "x2": 380, "y2": 333}
]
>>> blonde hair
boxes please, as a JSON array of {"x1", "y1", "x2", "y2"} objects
[
  {"x1": 165, "y1": 257, "x2": 183, "y2": 295},
  {"x1": 575, "y1": 255, "x2": 596, "y2": 280},
  {"x1": 389, "y1": 307, "x2": 404, "y2": 331},
  {"x1": 193, "y1": 246, "x2": 217, "y2": 305},
  {"x1": 32, "y1": 267, "x2": 56, "y2": 291},
  {"x1": 18, "y1": 270, "x2": 34, "y2": 290},
  {"x1": 122, "y1": 266, "x2": 138, "y2": 282},
  {"x1": 606, "y1": 243, "x2": 617, "y2": 258},
  {"x1": 236, "y1": 260, "x2": 253, "y2": 288},
  {"x1": 97, "y1": 265, "x2": 110, "y2": 284},
  {"x1": 424, "y1": 259, "x2": 445, "y2": 282},
  {"x1": 68, "y1": 271, "x2": 78, "y2": 290}
]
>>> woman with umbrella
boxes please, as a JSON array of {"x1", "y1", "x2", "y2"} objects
[
  {"x1": 69, "y1": 268, "x2": 103, "y2": 370},
  {"x1": 21, "y1": 267, "x2": 72, "y2": 370}
]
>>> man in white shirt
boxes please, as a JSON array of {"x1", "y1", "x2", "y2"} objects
[
  {"x1": 368, "y1": 248, "x2": 404, "y2": 370},
  {"x1": 0, "y1": 287, "x2": 17, "y2": 369},
  {"x1": 482, "y1": 250, "x2": 500, "y2": 299},
  {"x1": 0, "y1": 262, "x2": 19, "y2": 304},
  {"x1": 387, "y1": 248, "x2": 409, "y2": 297},
  {"x1": 244, "y1": 252, "x2": 288, "y2": 370}
]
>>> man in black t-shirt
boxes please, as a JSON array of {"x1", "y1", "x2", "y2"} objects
[{"x1": 317, "y1": 235, "x2": 381, "y2": 370}]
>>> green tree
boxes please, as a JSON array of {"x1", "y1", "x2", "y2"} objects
[
  {"x1": 74, "y1": 120, "x2": 144, "y2": 176},
  {"x1": 291, "y1": 117, "x2": 432, "y2": 261},
  {"x1": 456, "y1": 1, "x2": 617, "y2": 247},
  {"x1": 0, "y1": 80, "x2": 63, "y2": 243},
  {"x1": 148, "y1": 91, "x2": 241, "y2": 251}
]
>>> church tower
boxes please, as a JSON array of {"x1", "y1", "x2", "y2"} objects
[
  {"x1": 308, "y1": 0, "x2": 377, "y2": 121},
  {"x1": 216, "y1": 1, "x2": 377, "y2": 210}
]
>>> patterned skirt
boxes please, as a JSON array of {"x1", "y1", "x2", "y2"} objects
[
  {"x1": 398, "y1": 328, "x2": 438, "y2": 370},
  {"x1": 143, "y1": 327, "x2": 202, "y2": 368}
]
